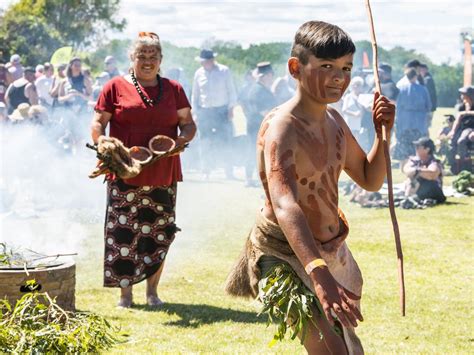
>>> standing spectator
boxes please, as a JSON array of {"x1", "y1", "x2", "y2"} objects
[
  {"x1": 104, "y1": 55, "x2": 121, "y2": 79},
  {"x1": 192, "y1": 49, "x2": 237, "y2": 178},
  {"x1": 378, "y1": 63, "x2": 399, "y2": 101},
  {"x1": 271, "y1": 70, "x2": 295, "y2": 105},
  {"x1": 49, "y1": 63, "x2": 67, "y2": 108},
  {"x1": 4, "y1": 67, "x2": 38, "y2": 114},
  {"x1": 7, "y1": 54, "x2": 24, "y2": 82},
  {"x1": 165, "y1": 67, "x2": 191, "y2": 98},
  {"x1": 0, "y1": 64, "x2": 8, "y2": 103},
  {"x1": 238, "y1": 69, "x2": 255, "y2": 122},
  {"x1": 35, "y1": 64, "x2": 45, "y2": 79},
  {"x1": 397, "y1": 59, "x2": 424, "y2": 88},
  {"x1": 394, "y1": 68, "x2": 431, "y2": 163},
  {"x1": 58, "y1": 57, "x2": 92, "y2": 114},
  {"x1": 342, "y1": 76, "x2": 365, "y2": 141},
  {"x1": 419, "y1": 63, "x2": 437, "y2": 127},
  {"x1": 58, "y1": 58, "x2": 92, "y2": 141},
  {"x1": 91, "y1": 72, "x2": 110, "y2": 102},
  {"x1": 245, "y1": 62, "x2": 276, "y2": 186},
  {"x1": 35, "y1": 63, "x2": 55, "y2": 110}
]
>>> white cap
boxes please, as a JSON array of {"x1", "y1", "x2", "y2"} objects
[
  {"x1": 10, "y1": 54, "x2": 20, "y2": 63},
  {"x1": 350, "y1": 76, "x2": 364, "y2": 88},
  {"x1": 104, "y1": 56, "x2": 115, "y2": 64}
]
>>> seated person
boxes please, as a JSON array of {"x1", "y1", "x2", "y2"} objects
[
  {"x1": 403, "y1": 137, "x2": 446, "y2": 203},
  {"x1": 447, "y1": 86, "x2": 474, "y2": 172},
  {"x1": 439, "y1": 114, "x2": 455, "y2": 140},
  {"x1": 437, "y1": 114, "x2": 455, "y2": 162}
]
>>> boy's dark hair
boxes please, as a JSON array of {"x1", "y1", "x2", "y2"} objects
[{"x1": 291, "y1": 21, "x2": 355, "y2": 64}]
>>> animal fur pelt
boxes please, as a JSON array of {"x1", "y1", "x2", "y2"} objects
[
  {"x1": 224, "y1": 211, "x2": 364, "y2": 354},
  {"x1": 88, "y1": 136, "x2": 142, "y2": 179}
]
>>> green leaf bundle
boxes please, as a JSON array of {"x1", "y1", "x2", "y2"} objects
[
  {"x1": 452, "y1": 170, "x2": 473, "y2": 193},
  {"x1": 0, "y1": 291, "x2": 126, "y2": 353},
  {"x1": 257, "y1": 263, "x2": 323, "y2": 347}
]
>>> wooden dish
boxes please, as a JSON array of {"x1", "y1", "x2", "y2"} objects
[
  {"x1": 148, "y1": 135, "x2": 176, "y2": 155},
  {"x1": 129, "y1": 146, "x2": 153, "y2": 165}
]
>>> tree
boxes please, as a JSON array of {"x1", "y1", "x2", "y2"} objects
[{"x1": 0, "y1": 0, "x2": 126, "y2": 65}]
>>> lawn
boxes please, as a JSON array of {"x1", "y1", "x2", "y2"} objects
[
  {"x1": 70, "y1": 109, "x2": 473, "y2": 354},
  {"x1": 5, "y1": 108, "x2": 473, "y2": 353}
]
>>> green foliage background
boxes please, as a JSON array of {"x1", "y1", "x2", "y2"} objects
[{"x1": 0, "y1": 0, "x2": 468, "y2": 107}]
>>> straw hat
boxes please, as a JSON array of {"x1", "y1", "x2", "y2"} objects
[{"x1": 9, "y1": 103, "x2": 31, "y2": 122}]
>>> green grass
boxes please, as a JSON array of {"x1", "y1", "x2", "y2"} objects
[{"x1": 72, "y1": 109, "x2": 473, "y2": 354}]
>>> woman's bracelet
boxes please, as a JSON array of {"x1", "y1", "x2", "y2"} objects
[{"x1": 305, "y1": 258, "x2": 327, "y2": 275}]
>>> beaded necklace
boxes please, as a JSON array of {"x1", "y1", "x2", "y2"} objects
[{"x1": 130, "y1": 71, "x2": 162, "y2": 107}]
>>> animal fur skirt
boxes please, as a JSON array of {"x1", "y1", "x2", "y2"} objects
[{"x1": 224, "y1": 210, "x2": 364, "y2": 354}]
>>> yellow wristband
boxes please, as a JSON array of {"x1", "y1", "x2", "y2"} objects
[{"x1": 305, "y1": 258, "x2": 327, "y2": 275}]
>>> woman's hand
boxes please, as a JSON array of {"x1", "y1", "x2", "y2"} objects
[{"x1": 168, "y1": 137, "x2": 187, "y2": 156}]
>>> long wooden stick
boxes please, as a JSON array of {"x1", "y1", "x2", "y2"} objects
[{"x1": 364, "y1": 0, "x2": 406, "y2": 316}]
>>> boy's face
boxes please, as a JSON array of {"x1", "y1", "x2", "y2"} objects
[{"x1": 292, "y1": 53, "x2": 353, "y2": 104}]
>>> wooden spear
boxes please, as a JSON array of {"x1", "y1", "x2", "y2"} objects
[{"x1": 364, "y1": 0, "x2": 406, "y2": 316}]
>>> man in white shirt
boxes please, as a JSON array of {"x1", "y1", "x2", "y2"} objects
[
  {"x1": 342, "y1": 76, "x2": 365, "y2": 141},
  {"x1": 35, "y1": 63, "x2": 55, "y2": 109},
  {"x1": 396, "y1": 59, "x2": 423, "y2": 89},
  {"x1": 192, "y1": 49, "x2": 237, "y2": 179}
]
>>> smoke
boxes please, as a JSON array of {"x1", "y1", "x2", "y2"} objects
[
  {"x1": 0, "y1": 42, "x2": 267, "y2": 260},
  {"x1": 0, "y1": 111, "x2": 105, "y2": 255}
]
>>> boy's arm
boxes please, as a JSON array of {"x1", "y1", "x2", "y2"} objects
[
  {"x1": 342, "y1": 93, "x2": 395, "y2": 191},
  {"x1": 263, "y1": 117, "x2": 362, "y2": 328}
]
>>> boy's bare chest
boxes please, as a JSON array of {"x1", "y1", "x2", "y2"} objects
[{"x1": 293, "y1": 118, "x2": 346, "y2": 179}]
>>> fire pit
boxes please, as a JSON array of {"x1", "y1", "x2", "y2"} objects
[{"x1": 0, "y1": 245, "x2": 76, "y2": 311}]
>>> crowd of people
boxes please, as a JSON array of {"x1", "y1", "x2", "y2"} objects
[
  {"x1": 0, "y1": 54, "x2": 121, "y2": 153},
  {"x1": 1, "y1": 49, "x2": 472, "y2": 200}
]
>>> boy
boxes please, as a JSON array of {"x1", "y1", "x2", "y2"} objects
[{"x1": 226, "y1": 21, "x2": 394, "y2": 354}]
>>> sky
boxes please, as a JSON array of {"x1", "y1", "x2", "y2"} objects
[
  {"x1": 1, "y1": 0, "x2": 473, "y2": 64},
  {"x1": 114, "y1": 0, "x2": 472, "y2": 65}
]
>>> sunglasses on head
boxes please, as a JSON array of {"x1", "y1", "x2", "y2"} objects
[{"x1": 138, "y1": 32, "x2": 159, "y2": 40}]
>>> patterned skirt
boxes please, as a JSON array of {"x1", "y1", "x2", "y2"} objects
[{"x1": 103, "y1": 179, "x2": 178, "y2": 288}]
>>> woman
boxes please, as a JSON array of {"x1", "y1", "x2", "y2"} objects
[
  {"x1": 58, "y1": 57, "x2": 92, "y2": 112},
  {"x1": 91, "y1": 32, "x2": 196, "y2": 308},
  {"x1": 59, "y1": 58, "x2": 92, "y2": 142},
  {"x1": 402, "y1": 137, "x2": 446, "y2": 203}
]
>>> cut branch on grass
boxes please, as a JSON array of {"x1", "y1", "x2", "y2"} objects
[{"x1": 0, "y1": 290, "x2": 127, "y2": 352}]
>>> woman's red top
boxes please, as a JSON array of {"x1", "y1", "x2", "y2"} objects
[{"x1": 95, "y1": 76, "x2": 190, "y2": 186}]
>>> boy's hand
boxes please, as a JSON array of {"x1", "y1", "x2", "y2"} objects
[
  {"x1": 311, "y1": 267, "x2": 363, "y2": 328},
  {"x1": 372, "y1": 92, "x2": 395, "y2": 135}
]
